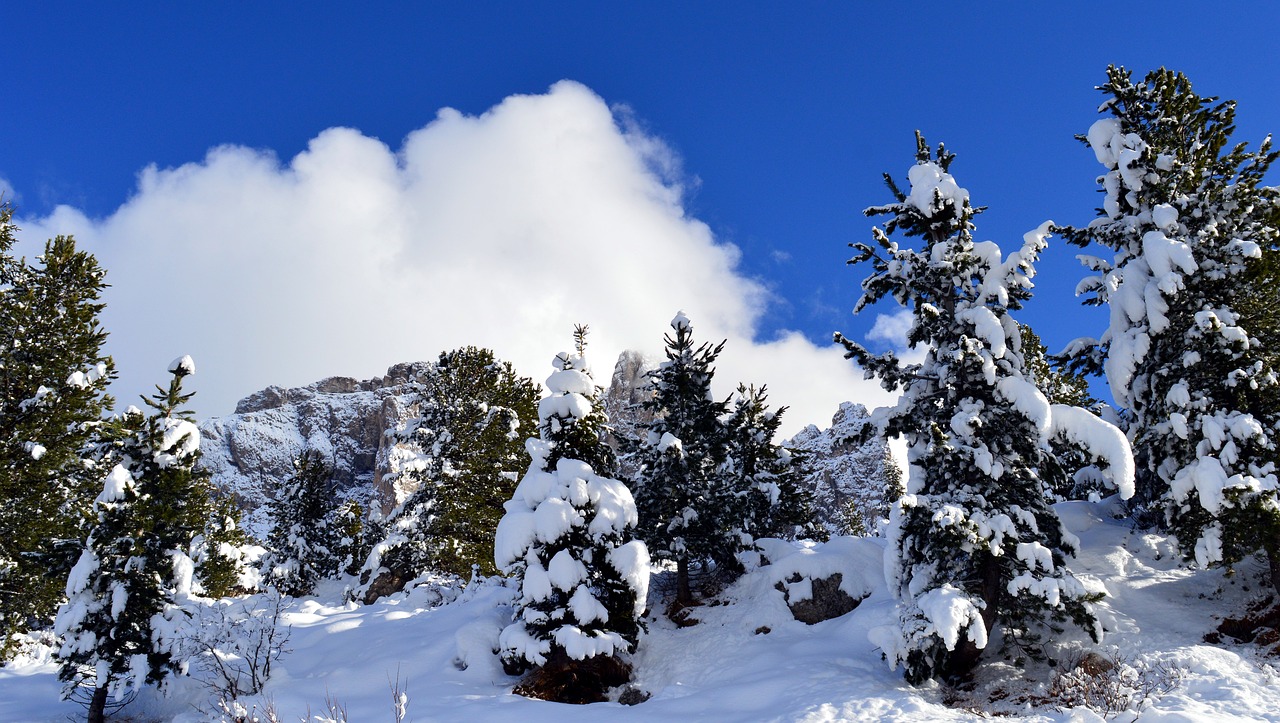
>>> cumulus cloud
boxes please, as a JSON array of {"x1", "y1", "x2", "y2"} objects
[
  {"x1": 866, "y1": 309, "x2": 915, "y2": 349},
  {"x1": 17, "y1": 81, "x2": 897, "y2": 437}
]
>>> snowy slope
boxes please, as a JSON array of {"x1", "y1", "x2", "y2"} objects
[{"x1": 5, "y1": 500, "x2": 1279, "y2": 721}]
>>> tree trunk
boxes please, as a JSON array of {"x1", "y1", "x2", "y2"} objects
[
  {"x1": 1268, "y1": 540, "x2": 1280, "y2": 599},
  {"x1": 943, "y1": 555, "x2": 1001, "y2": 683},
  {"x1": 87, "y1": 685, "x2": 108, "y2": 723},
  {"x1": 676, "y1": 555, "x2": 691, "y2": 605}
]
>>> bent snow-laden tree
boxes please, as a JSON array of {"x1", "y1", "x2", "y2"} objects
[
  {"x1": 836, "y1": 134, "x2": 1132, "y2": 684},
  {"x1": 0, "y1": 206, "x2": 115, "y2": 658},
  {"x1": 494, "y1": 328, "x2": 649, "y2": 702},
  {"x1": 1059, "y1": 67, "x2": 1280, "y2": 592},
  {"x1": 55, "y1": 358, "x2": 211, "y2": 723}
]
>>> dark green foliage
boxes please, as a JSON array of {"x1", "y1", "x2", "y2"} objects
[
  {"x1": 0, "y1": 205, "x2": 114, "y2": 658},
  {"x1": 267, "y1": 450, "x2": 336, "y2": 597},
  {"x1": 197, "y1": 495, "x2": 254, "y2": 599},
  {"x1": 55, "y1": 363, "x2": 211, "y2": 714},
  {"x1": 1021, "y1": 325, "x2": 1096, "y2": 409},
  {"x1": 836, "y1": 133, "x2": 1100, "y2": 684},
  {"x1": 379, "y1": 347, "x2": 539, "y2": 579},
  {"x1": 333, "y1": 500, "x2": 368, "y2": 578},
  {"x1": 631, "y1": 314, "x2": 732, "y2": 604},
  {"x1": 721, "y1": 384, "x2": 824, "y2": 542},
  {"x1": 1059, "y1": 67, "x2": 1280, "y2": 588}
]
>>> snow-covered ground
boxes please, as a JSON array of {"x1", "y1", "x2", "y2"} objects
[{"x1": 4, "y1": 500, "x2": 1279, "y2": 722}]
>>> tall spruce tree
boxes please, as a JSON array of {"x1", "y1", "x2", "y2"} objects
[
  {"x1": 1060, "y1": 66, "x2": 1280, "y2": 591},
  {"x1": 55, "y1": 358, "x2": 210, "y2": 723},
  {"x1": 720, "y1": 384, "x2": 823, "y2": 542},
  {"x1": 495, "y1": 327, "x2": 649, "y2": 688},
  {"x1": 836, "y1": 134, "x2": 1122, "y2": 684},
  {"x1": 374, "y1": 347, "x2": 539, "y2": 581},
  {"x1": 266, "y1": 450, "x2": 337, "y2": 597},
  {"x1": 0, "y1": 206, "x2": 115, "y2": 659},
  {"x1": 631, "y1": 312, "x2": 733, "y2": 606}
]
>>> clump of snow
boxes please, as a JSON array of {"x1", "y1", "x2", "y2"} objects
[
  {"x1": 168, "y1": 354, "x2": 196, "y2": 376},
  {"x1": 1049, "y1": 405, "x2": 1135, "y2": 499},
  {"x1": 906, "y1": 161, "x2": 969, "y2": 218},
  {"x1": 97, "y1": 464, "x2": 134, "y2": 504}
]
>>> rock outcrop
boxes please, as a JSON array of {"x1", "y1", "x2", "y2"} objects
[
  {"x1": 198, "y1": 362, "x2": 431, "y2": 535},
  {"x1": 786, "y1": 402, "x2": 899, "y2": 535}
]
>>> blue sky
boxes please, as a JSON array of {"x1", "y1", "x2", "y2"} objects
[{"x1": 4, "y1": 3, "x2": 1279, "y2": 426}]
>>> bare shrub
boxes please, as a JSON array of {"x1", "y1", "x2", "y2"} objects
[
  {"x1": 1037, "y1": 652, "x2": 1182, "y2": 718},
  {"x1": 185, "y1": 592, "x2": 292, "y2": 712}
]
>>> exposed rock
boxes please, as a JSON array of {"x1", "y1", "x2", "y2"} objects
[
  {"x1": 361, "y1": 568, "x2": 415, "y2": 605},
  {"x1": 1073, "y1": 651, "x2": 1117, "y2": 677},
  {"x1": 199, "y1": 364, "x2": 428, "y2": 536},
  {"x1": 617, "y1": 686, "x2": 651, "y2": 706},
  {"x1": 786, "y1": 402, "x2": 899, "y2": 535},
  {"x1": 776, "y1": 572, "x2": 862, "y2": 625}
]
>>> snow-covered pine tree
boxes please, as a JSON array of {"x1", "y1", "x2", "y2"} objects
[
  {"x1": 55, "y1": 357, "x2": 211, "y2": 723},
  {"x1": 720, "y1": 384, "x2": 823, "y2": 542},
  {"x1": 373, "y1": 347, "x2": 539, "y2": 583},
  {"x1": 195, "y1": 494, "x2": 256, "y2": 598},
  {"x1": 836, "y1": 133, "x2": 1130, "y2": 684},
  {"x1": 631, "y1": 312, "x2": 733, "y2": 606},
  {"x1": 266, "y1": 450, "x2": 336, "y2": 597},
  {"x1": 1059, "y1": 66, "x2": 1280, "y2": 591},
  {"x1": 1020, "y1": 324, "x2": 1107, "y2": 501},
  {"x1": 494, "y1": 328, "x2": 649, "y2": 697},
  {"x1": 333, "y1": 499, "x2": 369, "y2": 578},
  {"x1": 0, "y1": 208, "x2": 115, "y2": 658}
]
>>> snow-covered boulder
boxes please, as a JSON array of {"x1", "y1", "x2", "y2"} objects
[{"x1": 758, "y1": 536, "x2": 882, "y2": 624}]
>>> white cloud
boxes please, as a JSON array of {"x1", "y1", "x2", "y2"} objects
[
  {"x1": 16, "y1": 81, "x2": 897, "y2": 437},
  {"x1": 866, "y1": 309, "x2": 915, "y2": 349}
]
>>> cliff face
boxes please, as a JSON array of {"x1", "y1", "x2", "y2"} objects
[
  {"x1": 786, "y1": 402, "x2": 898, "y2": 535},
  {"x1": 201, "y1": 353, "x2": 896, "y2": 541},
  {"x1": 197, "y1": 362, "x2": 430, "y2": 535}
]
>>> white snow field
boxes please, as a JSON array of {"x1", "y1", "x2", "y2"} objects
[{"x1": 4, "y1": 500, "x2": 1280, "y2": 721}]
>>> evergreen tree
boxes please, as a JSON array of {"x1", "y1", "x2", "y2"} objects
[
  {"x1": 55, "y1": 358, "x2": 210, "y2": 723},
  {"x1": 631, "y1": 312, "x2": 733, "y2": 606},
  {"x1": 0, "y1": 207, "x2": 114, "y2": 657},
  {"x1": 195, "y1": 494, "x2": 255, "y2": 598},
  {"x1": 266, "y1": 450, "x2": 336, "y2": 597},
  {"x1": 375, "y1": 347, "x2": 539, "y2": 580},
  {"x1": 1059, "y1": 66, "x2": 1280, "y2": 591},
  {"x1": 1020, "y1": 324, "x2": 1108, "y2": 501},
  {"x1": 333, "y1": 499, "x2": 369, "y2": 578},
  {"x1": 720, "y1": 384, "x2": 824, "y2": 542},
  {"x1": 836, "y1": 134, "x2": 1122, "y2": 684},
  {"x1": 495, "y1": 327, "x2": 649, "y2": 680},
  {"x1": 1020, "y1": 324, "x2": 1097, "y2": 409}
]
